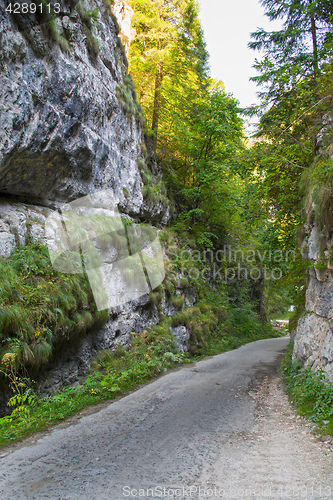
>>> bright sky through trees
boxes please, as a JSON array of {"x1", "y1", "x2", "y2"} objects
[{"x1": 198, "y1": 0, "x2": 282, "y2": 110}]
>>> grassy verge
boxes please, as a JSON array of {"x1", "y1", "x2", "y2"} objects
[
  {"x1": 281, "y1": 342, "x2": 333, "y2": 436},
  {"x1": 0, "y1": 317, "x2": 188, "y2": 448},
  {"x1": 0, "y1": 241, "x2": 107, "y2": 375}
]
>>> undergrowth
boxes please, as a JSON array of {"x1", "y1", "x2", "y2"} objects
[
  {"x1": 0, "y1": 300, "x2": 278, "y2": 448},
  {"x1": 116, "y1": 74, "x2": 144, "y2": 124},
  {"x1": 0, "y1": 317, "x2": 189, "y2": 448},
  {"x1": 281, "y1": 342, "x2": 333, "y2": 436},
  {"x1": 0, "y1": 241, "x2": 107, "y2": 374},
  {"x1": 0, "y1": 230, "x2": 283, "y2": 448}
]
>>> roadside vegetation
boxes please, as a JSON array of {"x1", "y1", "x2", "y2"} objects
[
  {"x1": 0, "y1": 241, "x2": 107, "y2": 376},
  {"x1": 281, "y1": 343, "x2": 333, "y2": 436},
  {"x1": 0, "y1": 231, "x2": 283, "y2": 448}
]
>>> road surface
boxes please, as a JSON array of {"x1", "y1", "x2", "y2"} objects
[{"x1": 0, "y1": 337, "x2": 332, "y2": 499}]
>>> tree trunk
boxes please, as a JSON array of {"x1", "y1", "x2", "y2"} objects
[
  {"x1": 151, "y1": 63, "x2": 164, "y2": 152},
  {"x1": 139, "y1": 33, "x2": 146, "y2": 105},
  {"x1": 309, "y1": 1, "x2": 319, "y2": 76}
]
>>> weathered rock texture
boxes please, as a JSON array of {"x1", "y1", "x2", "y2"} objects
[
  {"x1": 0, "y1": 0, "x2": 169, "y2": 219},
  {"x1": 0, "y1": 201, "x2": 51, "y2": 256},
  {"x1": 293, "y1": 116, "x2": 333, "y2": 382},
  {"x1": 0, "y1": 0, "x2": 174, "y2": 407},
  {"x1": 38, "y1": 276, "x2": 194, "y2": 396}
]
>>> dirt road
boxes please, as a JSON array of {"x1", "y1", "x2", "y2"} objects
[{"x1": 0, "y1": 337, "x2": 332, "y2": 499}]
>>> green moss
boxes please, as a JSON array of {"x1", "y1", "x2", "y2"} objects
[
  {"x1": 0, "y1": 228, "x2": 285, "y2": 447},
  {"x1": 47, "y1": 19, "x2": 70, "y2": 52},
  {"x1": 137, "y1": 158, "x2": 146, "y2": 170},
  {"x1": 116, "y1": 36, "x2": 128, "y2": 68},
  {"x1": 116, "y1": 78, "x2": 144, "y2": 123},
  {"x1": 142, "y1": 183, "x2": 168, "y2": 204}
]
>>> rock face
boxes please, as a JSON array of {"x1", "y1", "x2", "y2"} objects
[
  {"x1": 38, "y1": 277, "x2": 194, "y2": 397},
  {"x1": 112, "y1": 0, "x2": 135, "y2": 54},
  {"x1": 0, "y1": 0, "x2": 173, "y2": 408},
  {"x1": 293, "y1": 117, "x2": 333, "y2": 382},
  {"x1": 0, "y1": 201, "x2": 51, "y2": 256},
  {"x1": 0, "y1": 0, "x2": 145, "y2": 214},
  {"x1": 293, "y1": 262, "x2": 333, "y2": 381}
]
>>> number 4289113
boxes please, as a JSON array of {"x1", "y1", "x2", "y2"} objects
[{"x1": 6, "y1": 2, "x2": 61, "y2": 14}]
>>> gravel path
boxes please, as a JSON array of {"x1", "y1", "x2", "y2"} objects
[{"x1": 0, "y1": 337, "x2": 332, "y2": 500}]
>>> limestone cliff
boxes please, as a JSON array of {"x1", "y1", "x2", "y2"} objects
[
  {"x1": 0, "y1": 0, "x2": 167, "y2": 218},
  {"x1": 0, "y1": 0, "x2": 170, "y2": 247},
  {"x1": 0, "y1": 0, "x2": 173, "y2": 405},
  {"x1": 292, "y1": 114, "x2": 333, "y2": 382}
]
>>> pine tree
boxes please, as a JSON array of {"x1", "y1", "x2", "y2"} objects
[
  {"x1": 249, "y1": 0, "x2": 333, "y2": 104},
  {"x1": 128, "y1": 0, "x2": 209, "y2": 151}
]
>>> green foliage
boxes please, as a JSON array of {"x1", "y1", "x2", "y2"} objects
[
  {"x1": 281, "y1": 342, "x2": 333, "y2": 433},
  {"x1": 149, "y1": 291, "x2": 163, "y2": 305},
  {"x1": 170, "y1": 294, "x2": 184, "y2": 309},
  {"x1": 0, "y1": 242, "x2": 107, "y2": 375},
  {"x1": 76, "y1": 2, "x2": 99, "y2": 28},
  {"x1": 85, "y1": 33, "x2": 100, "y2": 58},
  {"x1": 249, "y1": 0, "x2": 333, "y2": 105},
  {"x1": 128, "y1": 0, "x2": 209, "y2": 147},
  {"x1": 142, "y1": 182, "x2": 168, "y2": 204},
  {"x1": 300, "y1": 115, "x2": 333, "y2": 232},
  {"x1": 47, "y1": 19, "x2": 70, "y2": 52},
  {"x1": 116, "y1": 74, "x2": 144, "y2": 123},
  {"x1": 0, "y1": 315, "x2": 187, "y2": 448},
  {"x1": 244, "y1": 0, "x2": 333, "y2": 328}
]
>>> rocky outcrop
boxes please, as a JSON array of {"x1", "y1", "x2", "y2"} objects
[
  {"x1": 0, "y1": 0, "x2": 173, "y2": 406},
  {"x1": 0, "y1": 0, "x2": 168, "y2": 221},
  {"x1": 112, "y1": 0, "x2": 135, "y2": 54},
  {"x1": 38, "y1": 277, "x2": 194, "y2": 396},
  {"x1": 293, "y1": 115, "x2": 333, "y2": 381},
  {"x1": 293, "y1": 258, "x2": 333, "y2": 381},
  {"x1": 0, "y1": 201, "x2": 51, "y2": 256}
]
